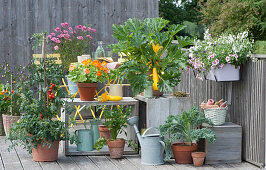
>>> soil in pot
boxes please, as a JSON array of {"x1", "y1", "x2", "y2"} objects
[
  {"x1": 77, "y1": 83, "x2": 97, "y2": 101},
  {"x1": 32, "y1": 140, "x2": 59, "y2": 162},
  {"x1": 171, "y1": 142, "x2": 198, "y2": 164},
  {"x1": 2, "y1": 114, "x2": 20, "y2": 136},
  {"x1": 107, "y1": 139, "x2": 125, "y2": 159},
  {"x1": 191, "y1": 152, "x2": 206, "y2": 167},
  {"x1": 98, "y1": 125, "x2": 111, "y2": 139},
  {"x1": 153, "y1": 90, "x2": 163, "y2": 97}
]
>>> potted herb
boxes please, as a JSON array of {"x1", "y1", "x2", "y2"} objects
[
  {"x1": 188, "y1": 30, "x2": 253, "y2": 81},
  {"x1": 68, "y1": 59, "x2": 109, "y2": 101},
  {"x1": 0, "y1": 84, "x2": 10, "y2": 136},
  {"x1": 48, "y1": 23, "x2": 96, "y2": 94},
  {"x1": 109, "y1": 18, "x2": 192, "y2": 96},
  {"x1": 159, "y1": 107, "x2": 216, "y2": 164},
  {"x1": 8, "y1": 57, "x2": 76, "y2": 162},
  {"x1": 95, "y1": 105, "x2": 131, "y2": 158}
]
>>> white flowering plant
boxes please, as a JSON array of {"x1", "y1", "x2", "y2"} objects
[{"x1": 188, "y1": 30, "x2": 253, "y2": 79}]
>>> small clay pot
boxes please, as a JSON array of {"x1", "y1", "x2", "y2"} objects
[
  {"x1": 77, "y1": 83, "x2": 98, "y2": 101},
  {"x1": 32, "y1": 140, "x2": 59, "y2": 162},
  {"x1": 171, "y1": 142, "x2": 198, "y2": 164},
  {"x1": 2, "y1": 114, "x2": 20, "y2": 136},
  {"x1": 152, "y1": 90, "x2": 163, "y2": 97},
  {"x1": 98, "y1": 125, "x2": 111, "y2": 139},
  {"x1": 191, "y1": 152, "x2": 206, "y2": 167},
  {"x1": 107, "y1": 139, "x2": 125, "y2": 159}
]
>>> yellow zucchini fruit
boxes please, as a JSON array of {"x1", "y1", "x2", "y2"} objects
[{"x1": 152, "y1": 67, "x2": 159, "y2": 90}]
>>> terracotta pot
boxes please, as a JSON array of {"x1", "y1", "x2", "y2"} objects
[
  {"x1": 32, "y1": 140, "x2": 59, "y2": 162},
  {"x1": 98, "y1": 125, "x2": 111, "y2": 139},
  {"x1": 171, "y1": 142, "x2": 198, "y2": 164},
  {"x1": 107, "y1": 139, "x2": 125, "y2": 159},
  {"x1": 0, "y1": 112, "x2": 5, "y2": 136},
  {"x1": 77, "y1": 83, "x2": 98, "y2": 101},
  {"x1": 2, "y1": 114, "x2": 20, "y2": 136},
  {"x1": 191, "y1": 152, "x2": 206, "y2": 167},
  {"x1": 153, "y1": 90, "x2": 163, "y2": 97}
]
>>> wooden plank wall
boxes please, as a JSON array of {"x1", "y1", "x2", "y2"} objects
[
  {"x1": 0, "y1": 0, "x2": 159, "y2": 67},
  {"x1": 175, "y1": 58, "x2": 266, "y2": 167}
]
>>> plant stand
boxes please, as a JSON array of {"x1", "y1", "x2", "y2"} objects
[
  {"x1": 61, "y1": 97, "x2": 139, "y2": 156},
  {"x1": 135, "y1": 95, "x2": 191, "y2": 130},
  {"x1": 202, "y1": 122, "x2": 242, "y2": 164}
]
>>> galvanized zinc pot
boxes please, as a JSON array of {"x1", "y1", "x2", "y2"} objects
[
  {"x1": 75, "y1": 129, "x2": 93, "y2": 152},
  {"x1": 140, "y1": 127, "x2": 165, "y2": 165}
]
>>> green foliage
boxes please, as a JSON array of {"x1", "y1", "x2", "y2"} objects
[
  {"x1": 7, "y1": 58, "x2": 76, "y2": 153},
  {"x1": 159, "y1": 107, "x2": 216, "y2": 159},
  {"x1": 199, "y1": 0, "x2": 266, "y2": 41},
  {"x1": 94, "y1": 105, "x2": 131, "y2": 151},
  {"x1": 254, "y1": 41, "x2": 266, "y2": 54},
  {"x1": 109, "y1": 18, "x2": 192, "y2": 95}
]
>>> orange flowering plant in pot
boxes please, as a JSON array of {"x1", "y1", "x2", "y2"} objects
[{"x1": 68, "y1": 59, "x2": 109, "y2": 101}]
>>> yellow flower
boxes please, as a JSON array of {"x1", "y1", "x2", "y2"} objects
[{"x1": 152, "y1": 43, "x2": 163, "y2": 54}]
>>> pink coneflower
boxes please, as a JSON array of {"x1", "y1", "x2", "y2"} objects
[
  {"x1": 86, "y1": 34, "x2": 92, "y2": 39},
  {"x1": 61, "y1": 23, "x2": 66, "y2": 27},
  {"x1": 77, "y1": 36, "x2": 83, "y2": 40},
  {"x1": 51, "y1": 33, "x2": 56, "y2": 36},
  {"x1": 210, "y1": 54, "x2": 214, "y2": 58},
  {"x1": 54, "y1": 45, "x2": 59, "y2": 50},
  {"x1": 88, "y1": 27, "x2": 92, "y2": 31},
  {"x1": 76, "y1": 25, "x2": 82, "y2": 30},
  {"x1": 55, "y1": 27, "x2": 61, "y2": 32},
  {"x1": 64, "y1": 22, "x2": 69, "y2": 27},
  {"x1": 91, "y1": 29, "x2": 96, "y2": 33},
  {"x1": 82, "y1": 26, "x2": 87, "y2": 31},
  {"x1": 69, "y1": 27, "x2": 73, "y2": 31}
]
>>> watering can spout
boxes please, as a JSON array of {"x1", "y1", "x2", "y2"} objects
[{"x1": 127, "y1": 116, "x2": 143, "y2": 146}]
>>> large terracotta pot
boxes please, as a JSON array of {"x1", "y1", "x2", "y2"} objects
[
  {"x1": 0, "y1": 112, "x2": 5, "y2": 136},
  {"x1": 2, "y1": 114, "x2": 20, "y2": 136},
  {"x1": 171, "y1": 142, "x2": 198, "y2": 164},
  {"x1": 107, "y1": 139, "x2": 125, "y2": 159},
  {"x1": 32, "y1": 140, "x2": 59, "y2": 162},
  {"x1": 98, "y1": 125, "x2": 111, "y2": 139},
  {"x1": 77, "y1": 83, "x2": 98, "y2": 101}
]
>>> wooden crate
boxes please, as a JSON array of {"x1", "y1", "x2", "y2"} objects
[
  {"x1": 135, "y1": 95, "x2": 192, "y2": 129},
  {"x1": 203, "y1": 122, "x2": 242, "y2": 164}
]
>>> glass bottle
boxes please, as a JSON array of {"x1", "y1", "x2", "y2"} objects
[{"x1": 95, "y1": 41, "x2": 105, "y2": 59}]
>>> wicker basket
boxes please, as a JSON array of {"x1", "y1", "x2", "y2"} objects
[
  {"x1": 203, "y1": 102, "x2": 228, "y2": 126},
  {"x1": 201, "y1": 102, "x2": 228, "y2": 126},
  {"x1": 0, "y1": 112, "x2": 5, "y2": 136}
]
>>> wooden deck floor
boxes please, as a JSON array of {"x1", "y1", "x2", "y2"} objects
[{"x1": 0, "y1": 137, "x2": 260, "y2": 170}]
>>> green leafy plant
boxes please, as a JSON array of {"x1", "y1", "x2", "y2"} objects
[
  {"x1": 94, "y1": 105, "x2": 131, "y2": 151},
  {"x1": 7, "y1": 58, "x2": 77, "y2": 153},
  {"x1": 68, "y1": 60, "x2": 109, "y2": 83},
  {"x1": 109, "y1": 18, "x2": 192, "y2": 95},
  {"x1": 159, "y1": 107, "x2": 216, "y2": 159}
]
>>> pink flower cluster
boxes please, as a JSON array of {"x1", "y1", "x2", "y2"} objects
[{"x1": 48, "y1": 22, "x2": 96, "y2": 51}]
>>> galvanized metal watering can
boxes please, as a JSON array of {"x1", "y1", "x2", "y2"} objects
[{"x1": 128, "y1": 116, "x2": 165, "y2": 165}]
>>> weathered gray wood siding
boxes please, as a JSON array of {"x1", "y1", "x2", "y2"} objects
[
  {"x1": 0, "y1": 0, "x2": 159, "y2": 66},
  {"x1": 175, "y1": 58, "x2": 266, "y2": 167}
]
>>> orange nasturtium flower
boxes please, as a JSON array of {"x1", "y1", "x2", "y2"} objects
[
  {"x1": 84, "y1": 68, "x2": 90, "y2": 74},
  {"x1": 152, "y1": 43, "x2": 163, "y2": 54},
  {"x1": 97, "y1": 71, "x2": 102, "y2": 77},
  {"x1": 91, "y1": 60, "x2": 99, "y2": 66},
  {"x1": 102, "y1": 61, "x2": 107, "y2": 66}
]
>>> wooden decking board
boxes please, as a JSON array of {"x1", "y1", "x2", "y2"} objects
[
  {"x1": 39, "y1": 161, "x2": 62, "y2": 170},
  {"x1": 1, "y1": 152, "x2": 23, "y2": 170},
  {"x1": 57, "y1": 152, "x2": 81, "y2": 170},
  {"x1": 153, "y1": 162, "x2": 177, "y2": 170},
  {"x1": 168, "y1": 160, "x2": 198, "y2": 170},
  {"x1": 107, "y1": 156, "x2": 138, "y2": 170},
  {"x1": 125, "y1": 155, "x2": 157, "y2": 170},
  {"x1": 14, "y1": 147, "x2": 42, "y2": 170},
  {"x1": 71, "y1": 156, "x2": 100, "y2": 170},
  {"x1": 0, "y1": 154, "x2": 4, "y2": 170},
  {"x1": 89, "y1": 156, "x2": 119, "y2": 170},
  {"x1": 227, "y1": 162, "x2": 261, "y2": 170}
]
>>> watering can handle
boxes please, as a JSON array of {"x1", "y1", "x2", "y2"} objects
[
  {"x1": 142, "y1": 127, "x2": 157, "y2": 137},
  {"x1": 159, "y1": 141, "x2": 166, "y2": 159}
]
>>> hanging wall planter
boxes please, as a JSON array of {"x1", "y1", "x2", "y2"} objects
[{"x1": 206, "y1": 64, "x2": 240, "y2": 82}]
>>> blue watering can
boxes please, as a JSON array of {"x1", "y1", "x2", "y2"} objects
[{"x1": 128, "y1": 116, "x2": 165, "y2": 165}]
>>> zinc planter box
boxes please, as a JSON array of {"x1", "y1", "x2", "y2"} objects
[{"x1": 206, "y1": 64, "x2": 240, "y2": 81}]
